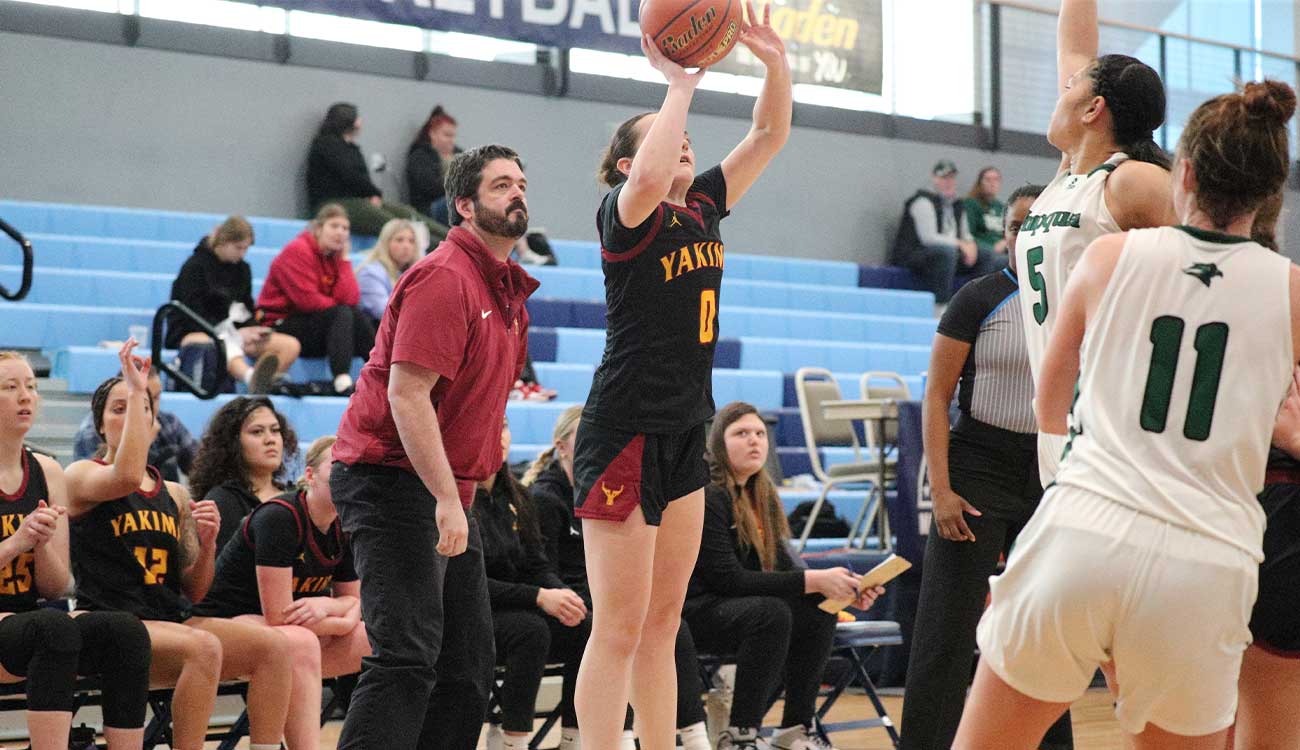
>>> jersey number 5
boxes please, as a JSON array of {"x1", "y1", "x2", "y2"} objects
[
  {"x1": 1026, "y1": 245, "x2": 1048, "y2": 324},
  {"x1": 133, "y1": 546, "x2": 169, "y2": 585},
  {"x1": 699, "y1": 289, "x2": 718, "y2": 344},
  {"x1": 1139, "y1": 316, "x2": 1229, "y2": 442}
]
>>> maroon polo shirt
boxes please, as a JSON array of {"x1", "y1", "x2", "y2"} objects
[{"x1": 333, "y1": 226, "x2": 539, "y2": 508}]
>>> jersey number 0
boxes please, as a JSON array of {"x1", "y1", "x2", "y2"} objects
[
  {"x1": 1139, "y1": 316, "x2": 1229, "y2": 441},
  {"x1": 699, "y1": 289, "x2": 718, "y2": 344}
]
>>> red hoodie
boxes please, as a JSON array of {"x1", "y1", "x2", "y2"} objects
[{"x1": 257, "y1": 229, "x2": 360, "y2": 323}]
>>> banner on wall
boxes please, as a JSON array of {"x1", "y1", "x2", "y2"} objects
[{"x1": 247, "y1": 0, "x2": 882, "y2": 95}]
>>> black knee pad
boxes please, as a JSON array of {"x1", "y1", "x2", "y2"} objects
[
  {"x1": 0, "y1": 609, "x2": 80, "y2": 712},
  {"x1": 74, "y1": 611, "x2": 150, "y2": 728}
]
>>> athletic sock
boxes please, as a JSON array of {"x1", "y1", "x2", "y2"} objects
[
  {"x1": 333, "y1": 373, "x2": 353, "y2": 393},
  {"x1": 502, "y1": 733, "x2": 531, "y2": 750},
  {"x1": 679, "y1": 721, "x2": 711, "y2": 750},
  {"x1": 559, "y1": 728, "x2": 581, "y2": 750},
  {"x1": 620, "y1": 729, "x2": 637, "y2": 750}
]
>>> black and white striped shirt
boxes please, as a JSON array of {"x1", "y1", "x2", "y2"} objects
[{"x1": 936, "y1": 268, "x2": 1036, "y2": 434}]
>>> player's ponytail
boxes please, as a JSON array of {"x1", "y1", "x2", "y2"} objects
[
  {"x1": 1089, "y1": 55, "x2": 1171, "y2": 170},
  {"x1": 598, "y1": 113, "x2": 655, "y2": 188},
  {"x1": 1180, "y1": 79, "x2": 1296, "y2": 230}
]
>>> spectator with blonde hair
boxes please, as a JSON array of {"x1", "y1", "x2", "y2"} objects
[
  {"x1": 356, "y1": 219, "x2": 421, "y2": 326},
  {"x1": 165, "y1": 216, "x2": 300, "y2": 394},
  {"x1": 194, "y1": 434, "x2": 368, "y2": 750},
  {"x1": 258, "y1": 204, "x2": 375, "y2": 395}
]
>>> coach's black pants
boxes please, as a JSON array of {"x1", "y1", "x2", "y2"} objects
[
  {"x1": 900, "y1": 421, "x2": 1073, "y2": 750},
  {"x1": 274, "y1": 304, "x2": 375, "y2": 378},
  {"x1": 0, "y1": 609, "x2": 151, "y2": 728},
  {"x1": 685, "y1": 594, "x2": 836, "y2": 730},
  {"x1": 332, "y1": 463, "x2": 495, "y2": 750}
]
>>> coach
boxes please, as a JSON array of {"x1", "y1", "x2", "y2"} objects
[{"x1": 330, "y1": 144, "x2": 539, "y2": 750}]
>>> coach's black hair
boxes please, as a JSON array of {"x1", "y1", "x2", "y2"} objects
[
  {"x1": 443, "y1": 144, "x2": 524, "y2": 227},
  {"x1": 1088, "y1": 55, "x2": 1171, "y2": 169},
  {"x1": 319, "y1": 103, "x2": 359, "y2": 138}
]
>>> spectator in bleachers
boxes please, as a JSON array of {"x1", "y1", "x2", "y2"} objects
[
  {"x1": 477, "y1": 420, "x2": 588, "y2": 750},
  {"x1": 688, "y1": 401, "x2": 884, "y2": 750},
  {"x1": 258, "y1": 204, "x2": 375, "y2": 395},
  {"x1": 188, "y1": 396, "x2": 299, "y2": 551},
  {"x1": 355, "y1": 218, "x2": 420, "y2": 327},
  {"x1": 164, "y1": 216, "x2": 300, "y2": 395},
  {"x1": 406, "y1": 105, "x2": 461, "y2": 226},
  {"x1": 66, "y1": 342, "x2": 293, "y2": 750},
  {"x1": 0, "y1": 350, "x2": 152, "y2": 750},
  {"x1": 890, "y1": 160, "x2": 984, "y2": 304},
  {"x1": 527, "y1": 406, "x2": 711, "y2": 750},
  {"x1": 192, "y1": 435, "x2": 368, "y2": 750},
  {"x1": 72, "y1": 368, "x2": 196, "y2": 483},
  {"x1": 307, "y1": 102, "x2": 447, "y2": 241},
  {"x1": 901, "y1": 183, "x2": 1075, "y2": 750},
  {"x1": 960, "y1": 167, "x2": 1010, "y2": 271}
]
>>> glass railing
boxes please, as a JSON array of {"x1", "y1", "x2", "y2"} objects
[{"x1": 984, "y1": 0, "x2": 1300, "y2": 157}]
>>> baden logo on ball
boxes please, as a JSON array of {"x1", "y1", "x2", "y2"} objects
[{"x1": 640, "y1": 0, "x2": 742, "y2": 69}]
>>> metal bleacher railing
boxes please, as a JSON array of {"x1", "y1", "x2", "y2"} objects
[
  {"x1": 0, "y1": 218, "x2": 33, "y2": 302},
  {"x1": 983, "y1": 0, "x2": 1300, "y2": 158}
]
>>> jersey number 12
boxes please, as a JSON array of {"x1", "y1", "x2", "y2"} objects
[{"x1": 1139, "y1": 315, "x2": 1229, "y2": 441}]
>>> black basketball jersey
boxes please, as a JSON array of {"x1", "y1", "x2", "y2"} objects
[
  {"x1": 584, "y1": 166, "x2": 729, "y2": 433},
  {"x1": 0, "y1": 450, "x2": 49, "y2": 613},
  {"x1": 192, "y1": 490, "x2": 355, "y2": 618},
  {"x1": 71, "y1": 465, "x2": 188, "y2": 622}
]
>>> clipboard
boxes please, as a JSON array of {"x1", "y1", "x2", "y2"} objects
[{"x1": 817, "y1": 554, "x2": 912, "y2": 614}]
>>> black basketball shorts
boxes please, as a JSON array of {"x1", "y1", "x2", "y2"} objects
[
  {"x1": 572, "y1": 421, "x2": 708, "y2": 527},
  {"x1": 1251, "y1": 480, "x2": 1300, "y2": 655}
]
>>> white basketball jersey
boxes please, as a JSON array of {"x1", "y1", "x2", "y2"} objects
[
  {"x1": 1016, "y1": 153, "x2": 1126, "y2": 485},
  {"x1": 1055, "y1": 226, "x2": 1294, "y2": 561}
]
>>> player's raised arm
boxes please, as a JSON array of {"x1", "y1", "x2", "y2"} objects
[
  {"x1": 616, "y1": 36, "x2": 705, "y2": 228},
  {"x1": 720, "y1": 1, "x2": 791, "y2": 210},
  {"x1": 1058, "y1": 0, "x2": 1098, "y2": 95}
]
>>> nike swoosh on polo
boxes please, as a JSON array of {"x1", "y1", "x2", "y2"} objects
[{"x1": 481, "y1": 310, "x2": 493, "y2": 319}]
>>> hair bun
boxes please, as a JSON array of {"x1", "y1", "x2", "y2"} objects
[{"x1": 1243, "y1": 80, "x2": 1297, "y2": 126}]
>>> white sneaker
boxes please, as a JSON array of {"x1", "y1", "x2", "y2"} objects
[
  {"x1": 770, "y1": 725, "x2": 834, "y2": 750},
  {"x1": 717, "y1": 727, "x2": 770, "y2": 750}
]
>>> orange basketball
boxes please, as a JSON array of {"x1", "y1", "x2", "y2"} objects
[{"x1": 640, "y1": 0, "x2": 742, "y2": 69}]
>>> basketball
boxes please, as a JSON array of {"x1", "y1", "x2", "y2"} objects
[{"x1": 640, "y1": 0, "x2": 742, "y2": 69}]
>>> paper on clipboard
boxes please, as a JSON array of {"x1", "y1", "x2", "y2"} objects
[{"x1": 817, "y1": 554, "x2": 912, "y2": 614}]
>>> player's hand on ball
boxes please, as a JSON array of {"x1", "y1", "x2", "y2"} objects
[
  {"x1": 436, "y1": 496, "x2": 468, "y2": 557},
  {"x1": 641, "y1": 34, "x2": 706, "y2": 88}
]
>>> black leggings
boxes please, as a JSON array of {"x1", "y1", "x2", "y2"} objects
[
  {"x1": 900, "y1": 425, "x2": 1073, "y2": 750},
  {"x1": 493, "y1": 608, "x2": 589, "y2": 732},
  {"x1": 0, "y1": 609, "x2": 151, "y2": 728},
  {"x1": 686, "y1": 594, "x2": 836, "y2": 730},
  {"x1": 275, "y1": 304, "x2": 375, "y2": 377}
]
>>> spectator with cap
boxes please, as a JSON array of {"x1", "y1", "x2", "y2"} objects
[{"x1": 890, "y1": 160, "x2": 990, "y2": 304}]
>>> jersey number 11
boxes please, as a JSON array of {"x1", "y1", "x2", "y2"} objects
[{"x1": 1139, "y1": 315, "x2": 1229, "y2": 442}]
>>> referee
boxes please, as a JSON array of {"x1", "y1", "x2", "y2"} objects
[
  {"x1": 330, "y1": 145, "x2": 539, "y2": 750},
  {"x1": 899, "y1": 184, "x2": 1073, "y2": 750}
]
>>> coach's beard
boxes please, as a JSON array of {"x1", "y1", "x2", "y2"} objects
[{"x1": 475, "y1": 198, "x2": 529, "y2": 239}]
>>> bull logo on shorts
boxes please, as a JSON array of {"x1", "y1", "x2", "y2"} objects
[{"x1": 601, "y1": 483, "x2": 625, "y2": 506}]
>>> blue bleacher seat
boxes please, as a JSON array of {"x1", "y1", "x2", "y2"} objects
[
  {"x1": 0, "y1": 200, "x2": 303, "y2": 248},
  {"x1": 740, "y1": 337, "x2": 930, "y2": 374}
]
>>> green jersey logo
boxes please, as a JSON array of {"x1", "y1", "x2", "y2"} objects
[{"x1": 1182, "y1": 262, "x2": 1224, "y2": 287}]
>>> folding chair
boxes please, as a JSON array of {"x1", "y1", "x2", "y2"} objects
[
  {"x1": 814, "y1": 620, "x2": 903, "y2": 748},
  {"x1": 486, "y1": 663, "x2": 569, "y2": 750},
  {"x1": 794, "y1": 368, "x2": 879, "y2": 552}
]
